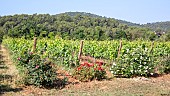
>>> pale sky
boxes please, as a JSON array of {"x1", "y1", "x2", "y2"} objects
[{"x1": 0, "y1": 0, "x2": 170, "y2": 24}]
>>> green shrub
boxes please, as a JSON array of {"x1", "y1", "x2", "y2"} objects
[
  {"x1": 156, "y1": 55, "x2": 170, "y2": 74},
  {"x1": 17, "y1": 51, "x2": 56, "y2": 87},
  {"x1": 73, "y1": 61, "x2": 106, "y2": 81},
  {"x1": 110, "y1": 46, "x2": 155, "y2": 77}
]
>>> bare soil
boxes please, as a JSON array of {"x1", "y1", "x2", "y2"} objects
[{"x1": 0, "y1": 45, "x2": 170, "y2": 96}]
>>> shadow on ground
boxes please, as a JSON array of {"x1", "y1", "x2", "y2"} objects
[
  {"x1": 0, "y1": 84, "x2": 23, "y2": 94},
  {"x1": 0, "y1": 45, "x2": 23, "y2": 95}
]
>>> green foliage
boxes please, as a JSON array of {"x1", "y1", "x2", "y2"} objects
[
  {"x1": 156, "y1": 55, "x2": 170, "y2": 74},
  {"x1": 17, "y1": 51, "x2": 56, "y2": 87},
  {"x1": 73, "y1": 61, "x2": 106, "y2": 81},
  {"x1": 40, "y1": 31, "x2": 47, "y2": 38},
  {"x1": 162, "y1": 55, "x2": 170, "y2": 73},
  {"x1": 3, "y1": 38, "x2": 170, "y2": 79},
  {"x1": 2, "y1": 38, "x2": 80, "y2": 69},
  {"x1": 48, "y1": 32, "x2": 55, "y2": 39},
  {"x1": 110, "y1": 46, "x2": 155, "y2": 77},
  {"x1": 1, "y1": 12, "x2": 166, "y2": 41},
  {"x1": 110, "y1": 41, "x2": 170, "y2": 77},
  {"x1": 3, "y1": 38, "x2": 170, "y2": 64},
  {"x1": 143, "y1": 21, "x2": 170, "y2": 32},
  {"x1": 158, "y1": 33, "x2": 170, "y2": 42},
  {"x1": 0, "y1": 27, "x2": 4, "y2": 43}
]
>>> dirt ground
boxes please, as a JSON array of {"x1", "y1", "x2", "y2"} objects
[{"x1": 0, "y1": 45, "x2": 170, "y2": 96}]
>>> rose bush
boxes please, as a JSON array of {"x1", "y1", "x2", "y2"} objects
[
  {"x1": 73, "y1": 61, "x2": 106, "y2": 82},
  {"x1": 17, "y1": 51, "x2": 56, "y2": 87}
]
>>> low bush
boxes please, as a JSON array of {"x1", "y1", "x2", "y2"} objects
[
  {"x1": 110, "y1": 46, "x2": 155, "y2": 77},
  {"x1": 17, "y1": 51, "x2": 57, "y2": 87},
  {"x1": 73, "y1": 61, "x2": 106, "y2": 81}
]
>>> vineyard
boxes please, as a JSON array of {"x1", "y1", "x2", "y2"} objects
[
  {"x1": 1, "y1": 1, "x2": 170, "y2": 95},
  {"x1": 3, "y1": 38, "x2": 170, "y2": 61},
  {"x1": 2, "y1": 38, "x2": 170, "y2": 85}
]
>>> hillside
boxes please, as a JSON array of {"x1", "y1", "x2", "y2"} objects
[
  {"x1": 117, "y1": 20, "x2": 141, "y2": 27},
  {"x1": 60, "y1": 12, "x2": 103, "y2": 18},
  {"x1": 61, "y1": 12, "x2": 141, "y2": 27},
  {"x1": 62, "y1": 12, "x2": 170, "y2": 31},
  {"x1": 0, "y1": 12, "x2": 169, "y2": 41},
  {"x1": 143, "y1": 21, "x2": 170, "y2": 31}
]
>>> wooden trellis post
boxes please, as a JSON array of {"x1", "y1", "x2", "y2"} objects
[
  {"x1": 117, "y1": 40, "x2": 122, "y2": 59},
  {"x1": 32, "y1": 37, "x2": 37, "y2": 53},
  {"x1": 150, "y1": 41, "x2": 154, "y2": 53},
  {"x1": 78, "y1": 40, "x2": 84, "y2": 60}
]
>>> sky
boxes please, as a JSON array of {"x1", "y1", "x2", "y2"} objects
[{"x1": 0, "y1": 0, "x2": 170, "y2": 24}]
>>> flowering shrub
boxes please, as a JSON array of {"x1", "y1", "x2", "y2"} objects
[
  {"x1": 17, "y1": 51, "x2": 56, "y2": 87},
  {"x1": 110, "y1": 46, "x2": 155, "y2": 77},
  {"x1": 73, "y1": 61, "x2": 106, "y2": 81}
]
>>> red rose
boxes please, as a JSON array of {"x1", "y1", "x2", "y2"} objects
[
  {"x1": 96, "y1": 61, "x2": 103, "y2": 66},
  {"x1": 65, "y1": 73, "x2": 70, "y2": 76},
  {"x1": 84, "y1": 62, "x2": 88, "y2": 65},
  {"x1": 77, "y1": 66, "x2": 82, "y2": 71},
  {"x1": 94, "y1": 68, "x2": 97, "y2": 70},
  {"x1": 98, "y1": 67, "x2": 103, "y2": 71},
  {"x1": 99, "y1": 62, "x2": 103, "y2": 66},
  {"x1": 87, "y1": 63, "x2": 94, "y2": 67},
  {"x1": 81, "y1": 63, "x2": 85, "y2": 66}
]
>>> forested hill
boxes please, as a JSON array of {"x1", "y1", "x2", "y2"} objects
[
  {"x1": 0, "y1": 12, "x2": 169, "y2": 41},
  {"x1": 62, "y1": 12, "x2": 142, "y2": 27},
  {"x1": 117, "y1": 20, "x2": 141, "y2": 27},
  {"x1": 61, "y1": 12, "x2": 170, "y2": 31},
  {"x1": 60, "y1": 12, "x2": 103, "y2": 18},
  {"x1": 142, "y1": 21, "x2": 170, "y2": 31}
]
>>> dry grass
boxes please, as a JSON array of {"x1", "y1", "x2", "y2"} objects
[
  {"x1": 0, "y1": 45, "x2": 22, "y2": 95},
  {"x1": 2, "y1": 76, "x2": 170, "y2": 96}
]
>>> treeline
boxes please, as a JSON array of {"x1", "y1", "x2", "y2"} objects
[
  {"x1": 0, "y1": 12, "x2": 169, "y2": 41},
  {"x1": 143, "y1": 21, "x2": 170, "y2": 31}
]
